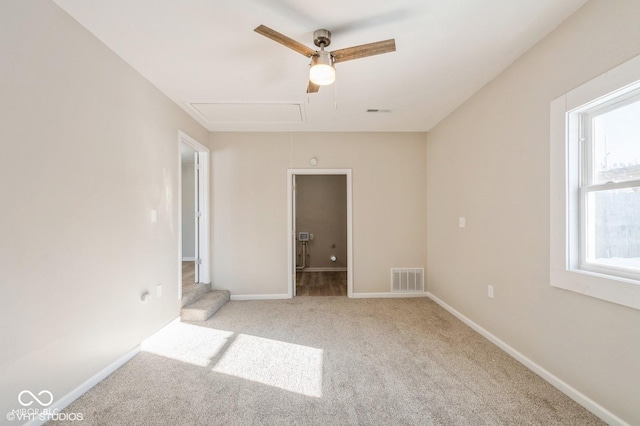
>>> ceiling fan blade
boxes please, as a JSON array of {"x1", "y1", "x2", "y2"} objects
[
  {"x1": 307, "y1": 80, "x2": 320, "y2": 93},
  {"x1": 331, "y1": 39, "x2": 396, "y2": 64},
  {"x1": 254, "y1": 25, "x2": 316, "y2": 58}
]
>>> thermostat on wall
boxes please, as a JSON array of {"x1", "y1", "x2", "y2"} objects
[{"x1": 298, "y1": 232, "x2": 310, "y2": 241}]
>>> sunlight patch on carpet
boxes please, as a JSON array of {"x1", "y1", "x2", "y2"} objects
[
  {"x1": 141, "y1": 321, "x2": 234, "y2": 367},
  {"x1": 212, "y1": 334, "x2": 323, "y2": 398}
]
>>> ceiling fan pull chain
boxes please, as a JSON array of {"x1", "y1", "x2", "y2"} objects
[
  {"x1": 334, "y1": 69, "x2": 338, "y2": 109},
  {"x1": 307, "y1": 63, "x2": 311, "y2": 103}
]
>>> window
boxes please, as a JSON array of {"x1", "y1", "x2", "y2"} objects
[
  {"x1": 550, "y1": 54, "x2": 640, "y2": 310},
  {"x1": 576, "y1": 91, "x2": 640, "y2": 280}
]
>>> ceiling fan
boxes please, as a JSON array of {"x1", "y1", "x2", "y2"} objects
[{"x1": 254, "y1": 24, "x2": 396, "y2": 93}]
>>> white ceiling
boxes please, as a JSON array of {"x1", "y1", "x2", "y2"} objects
[{"x1": 52, "y1": 0, "x2": 587, "y2": 132}]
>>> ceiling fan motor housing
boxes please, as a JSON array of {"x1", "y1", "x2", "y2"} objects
[{"x1": 313, "y1": 29, "x2": 331, "y2": 48}]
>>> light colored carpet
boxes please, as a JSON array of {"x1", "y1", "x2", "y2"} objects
[{"x1": 48, "y1": 297, "x2": 603, "y2": 425}]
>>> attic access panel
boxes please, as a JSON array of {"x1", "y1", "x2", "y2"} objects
[{"x1": 190, "y1": 102, "x2": 304, "y2": 124}]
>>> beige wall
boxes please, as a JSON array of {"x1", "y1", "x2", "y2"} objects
[
  {"x1": 0, "y1": 0, "x2": 208, "y2": 415},
  {"x1": 209, "y1": 132, "x2": 427, "y2": 296},
  {"x1": 426, "y1": 0, "x2": 640, "y2": 423},
  {"x1": 296, "y1": 175, "x2": 347, "y2": 269}
]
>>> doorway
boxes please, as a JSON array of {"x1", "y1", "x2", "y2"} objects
[
  {"x1": 179, "y1": 131, "x2": 210, "y2": 300},
  {"x1": 287, "y1": 169, "x2": 353, "y2": 298}
]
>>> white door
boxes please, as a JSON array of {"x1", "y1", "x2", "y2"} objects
[
  {"x1": 292, "y1": 174, "x2": 297, "y2": 296},
  {"x1": 194, "y1": 151, "x2": 201, "y2": 283}
]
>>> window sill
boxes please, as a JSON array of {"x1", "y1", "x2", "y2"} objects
[{"x1": 550, "y1": 267, "x2": 640, "y2": 310}]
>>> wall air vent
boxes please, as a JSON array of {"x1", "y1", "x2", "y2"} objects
[{"x1": 391, "y1": 268, "x2": 425, "y2": 293}]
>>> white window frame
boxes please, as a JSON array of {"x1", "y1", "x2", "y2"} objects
[
  {"x1": 577, "y1": 91, "x2": 640, "y2": 280},
  {"x1": 550, "y1": 53, "x2": 640, "y2": 311}
]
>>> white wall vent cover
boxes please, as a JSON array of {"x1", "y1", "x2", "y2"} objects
[{"x1": 391, "y1": 268, "x2": 425, "y2": 293}]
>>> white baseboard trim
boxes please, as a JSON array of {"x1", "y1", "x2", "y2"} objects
[
  {"x1": 426, "y1": 292, "x2": 628, "y2": 426},
  {"x1": 350, "y1": 292, "x2": 429, "y2": 299},
  {"x1": 25, "y1": 345, "x2": 140, "y2": 426},
  {"x1": 182, "y1": 257, "x2": 196, "y2": 261},
  {"x1": 230, "y1": 293, "x2": 291, "y2": 301},
  {"x1": 299, "y1": 267, "x2": 347, "y2": 272},
  {"x1": 141, "y1": 317, "x2": 182, "y2": 350}
]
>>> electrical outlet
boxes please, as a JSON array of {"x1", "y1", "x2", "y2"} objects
[
  {"x1": 488, "y1": 285, "x2": 494, "y2": 299},
  {"x1": 156, "y1": 284, "x2": 163, "y2": 298},
  {"x1": 459, "y1": 217, "x2": 466, "y2": 228}
]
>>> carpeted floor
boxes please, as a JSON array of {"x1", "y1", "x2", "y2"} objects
[{"x1": 48, "y1": 297, "x2": 603, "y2": 425}]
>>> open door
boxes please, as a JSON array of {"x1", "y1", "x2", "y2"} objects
[
  {"x1": 179, "y1": 131, "x2": 210, "y2": 300},
  {"x1": 193, "y1": 151, "x2": 201, "y2": 283},
  {"x1": 191, "y1": 149, "x2": 210, "y2": 284},
  {"x1": 291, "y1": 174, "x2": 297, "y2": 297}
]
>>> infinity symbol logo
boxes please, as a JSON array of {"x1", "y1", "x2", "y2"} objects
[{"x1": 18, "y1": 390, "x2": 53, "y2": 407}]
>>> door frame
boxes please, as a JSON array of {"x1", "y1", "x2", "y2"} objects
[
  {"x1": 178, "y1": 131, "x2": 211, "y2": 299},
  {"x1": 287, "y1": 169, "x2": 353, "y2": 298}
]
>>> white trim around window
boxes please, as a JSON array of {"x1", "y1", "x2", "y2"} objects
[{"x1": 550, "y1": 54, "x2": 640, "y2": 311}]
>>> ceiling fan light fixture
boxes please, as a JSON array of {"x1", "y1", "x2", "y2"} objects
[
  {"x1": 309, "y1": 51, "x2": 335, "y2": 86},
  {"x1": 254, "y1": 25, "x2": 395, "y2": 93}
]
